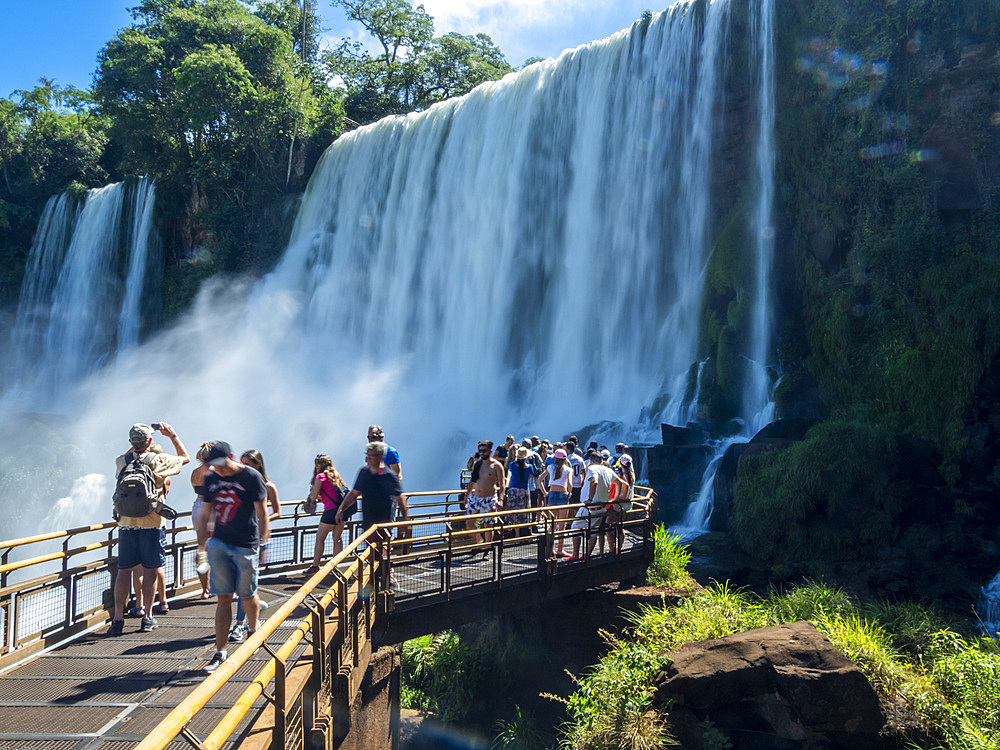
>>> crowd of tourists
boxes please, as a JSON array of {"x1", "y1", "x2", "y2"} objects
[
  {"x1": 105, "y1": 421, "x2": 405, "y2": 674},
  {"x1": 104, "y1": 421, "x2": 634, "y2": 674},
  {"x1": 464, "y1": 434, "x2": 635, "y2": 560}
]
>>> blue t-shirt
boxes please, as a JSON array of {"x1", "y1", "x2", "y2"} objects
[
  {"x1": 506, "y1": 461, "x2": 537, "y2": 490},
  {"x1": 385, "y1": 444, "x2": 400, "y2": 467},
  {"x1": 199, "y1": 467, "x2": 267, "y2": 550}
]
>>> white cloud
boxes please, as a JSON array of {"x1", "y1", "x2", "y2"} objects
[{"x1": 317, "y1": 0, "x2": 656, "y2": 67}]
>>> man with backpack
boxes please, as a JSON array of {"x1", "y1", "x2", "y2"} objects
[{"x1": 108, "y1": 422, "x2": 189, "y2": 636}]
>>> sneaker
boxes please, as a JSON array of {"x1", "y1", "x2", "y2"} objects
[
  {"x1": 204, "y1": 651, "x2": 226, "y2": 674},
  {"x1": 258, "y1": 598, "x2": 269, "y2": 610},
  {"x1": 228, "y1": 622, "x2": 249, "y2": 643},
  {"x1": 140, "y1": 616, "x2": 158, "y2": 632},
  {"x1": 107, "y1": 619, "x2": 124, "y2": 637}
]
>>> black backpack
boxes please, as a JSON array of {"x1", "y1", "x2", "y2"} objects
[{"x1": 113, "y1": 452, "x2": 162, "y2": 518}]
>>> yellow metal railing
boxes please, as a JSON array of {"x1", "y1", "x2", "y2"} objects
[{"x1": 0, "y1": 486, "x2": 656, "y2": 748}]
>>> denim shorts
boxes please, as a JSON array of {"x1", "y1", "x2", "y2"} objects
[
  {"x1": 117, "y1": 527, "x2": 166, "y2": 570},
  {"x1": 547, "y1": 490, "x2": 570, "y2": 507},
  {"x1": 206, "y1": 537, "x2": 259, "y2": 598}
]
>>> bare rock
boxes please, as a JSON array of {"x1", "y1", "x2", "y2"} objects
[{"x1": 653, "y1": 621, "x2": 887, "y2": 749}]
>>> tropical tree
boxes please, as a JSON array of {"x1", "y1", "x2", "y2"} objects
[
  {"x1": 94, "y1": 0, "x2": 344, "y2": 275},
  {"x1": 324, "y1": 0, "x2": 513, "y2": 123}
]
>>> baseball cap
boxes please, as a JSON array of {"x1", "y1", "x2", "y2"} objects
[
  {"x1": 600, "y1": 449, "x2": 612, "y2": 459},
  {"x1": 206, "y1": 441, "x2": 232, "y2": 466},
  {"x1": 553, "y1": 448, "x2": 567, "y2": 459},
  {"x1": 615, "y1": 442, "x2": 627, "y2": 451},
  {"x1": 129, "y1": 423, "x2": 153, "y2": 447}
]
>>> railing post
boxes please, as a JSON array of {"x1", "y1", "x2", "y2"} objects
[{"x1": 1, "y1": 549, "x2": 9, "y2": 589}]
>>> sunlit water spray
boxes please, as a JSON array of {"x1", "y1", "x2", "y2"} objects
[{"x1": 2, "y1": 0, "x2": 775, "y2": 539}]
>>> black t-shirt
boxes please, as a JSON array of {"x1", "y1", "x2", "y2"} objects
[
  {"x1": 353, "y1": 467, "x2": 403, "y2": 528},
  {"x1": 198, "y1": 467, "x2": 267, "y2": 550}
]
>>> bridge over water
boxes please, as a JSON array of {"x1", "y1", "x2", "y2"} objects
[{"x1": 0, "y1": 489, "x2": 656, "y2": 749}]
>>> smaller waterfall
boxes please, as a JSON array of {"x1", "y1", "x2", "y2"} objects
[
  {"x1": 979, "y1": 571, "x2": 1000, "y2": 637},
  {"x1": 117, "y1": 176, "x2": 159, "y2": 349},
  {"x1": 6, "y1": 179, "x2": 160, "y2": 403}
]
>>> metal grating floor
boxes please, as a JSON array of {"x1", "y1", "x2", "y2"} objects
[{"x1": 0, "y1": 577, "x2": 309, "y2": 748}]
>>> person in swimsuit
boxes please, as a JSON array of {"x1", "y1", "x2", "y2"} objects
[{"x1": 465, "y1": 440, "x2": 505, "y2": 547}]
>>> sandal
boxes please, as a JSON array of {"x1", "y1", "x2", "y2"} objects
[
  {"x1": 152, "y1": 603, "x2": 169, "y2": 615},
  {"x1": 125, "y1": 606, "x2": 145, "y2": 618}
]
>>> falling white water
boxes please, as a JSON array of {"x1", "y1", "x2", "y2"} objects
[
  {"x1": 979, "y1": 571, "x2": 1000, "y2": 637},
  {"x1": 1, "y1": 2, "x2": 775, "y2": 540},
  {"x1": 117, "y1": 176, "x2": 159, "y2": 350},
  {"x1": 743, "y1": 0, "x2": 777, "y2": 434},
  {"x1": 6, "y1": 179, "x2": 160, "y2": 401},
  {"x1": 670, "y1": 0, "x2": 777, "y2": 536}
]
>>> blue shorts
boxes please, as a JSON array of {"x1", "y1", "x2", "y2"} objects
[
  {"x1": 206, "y1": 537, "x2": 259, "y2": 598},
  {"x1": 547, "y1": 490, "x2": 570, "y2": 507},
  {"x1": 117, "y1": 527, "x2": 166, "y2": 570}
]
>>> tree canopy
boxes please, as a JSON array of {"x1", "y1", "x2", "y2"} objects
[
  {"x1": 0, "y1": 0, "x2": 514, "y2": 309},
  {"x1": 324, "y1": 0, "x2": 514, "y2": 123}
]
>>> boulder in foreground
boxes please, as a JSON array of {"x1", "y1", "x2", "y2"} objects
[{"x1": 653, "y1": 621, "x2": 887, "y2": 749}]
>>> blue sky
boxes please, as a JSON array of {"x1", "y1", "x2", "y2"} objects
[{"x1": 0, "y1": 0, "x2": 660, "y2": 99}]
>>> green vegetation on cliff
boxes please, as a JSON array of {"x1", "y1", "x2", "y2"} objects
[
  {"x1": 559, "y1": 538, "x2": 1000, "y2": 750},
  {"x1": 776, "y1": 0, "x2": 1000, "y2": 467}
]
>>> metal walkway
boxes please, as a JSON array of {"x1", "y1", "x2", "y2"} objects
[{"x1": 0, "y1": 489, "x2": 656, "y2": 749}]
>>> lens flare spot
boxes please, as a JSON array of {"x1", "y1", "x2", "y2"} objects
[
  {"x1": 909, "y1": 148, "x2": 938, "y2": 163},
  {"x1": 860, "y1": 141, "x2": 905, "y2": 160},
  {"x1": 990, "y1": 113, "x2": 1000, "y2": 126}
]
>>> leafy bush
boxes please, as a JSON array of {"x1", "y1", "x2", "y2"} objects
[
  {"x1": 731, "y1": 420, "x2": 898, "y2": 563},
  {"x1": 493, "y1": 705, "x2": 551, "y2": 750},
  {"x1": 402, "y1": 631, "x2": 485, "y2": 724},
  {"x1": 646, "y1": 526, "x2": 694, "y2": 588}
]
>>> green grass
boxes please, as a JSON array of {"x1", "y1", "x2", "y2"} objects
[
  {"x1": 645, "y1": 526, "x2": 695, "y2": 588},
  {"x1": 558, "y1": 575, "x2": 1000, "y2": 750}
]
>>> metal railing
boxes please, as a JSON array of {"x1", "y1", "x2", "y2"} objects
[
  {"x1": 0, "y1": 485, "x2": 656, "y2": 749},
  {"x1": 0, "y1": 492, "x2": 465, "y2": 665}
]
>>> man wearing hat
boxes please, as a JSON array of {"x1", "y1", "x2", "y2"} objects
[
  {"x1": 195, "y1": 441, "x2": 269, "y2": 674},
  {"x1": 108, "y1": 422, "x2": 189, "y2": 636}
]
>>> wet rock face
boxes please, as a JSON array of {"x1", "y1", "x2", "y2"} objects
[{"x1": 653, "y1": 621, "x2": 887, "y2": 750}]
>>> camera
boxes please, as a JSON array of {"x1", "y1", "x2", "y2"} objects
[{"x1": 151, "y1": 423, "x2": 161, "y2": 431}]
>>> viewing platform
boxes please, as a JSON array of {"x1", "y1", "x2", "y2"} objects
[{"x1": 0, "y1": 488, "x2": 656, "y2": 748}]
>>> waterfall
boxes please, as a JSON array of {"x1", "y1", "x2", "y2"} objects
[
  {"x1": 672, "y1": 0, "x2": 777, "y2": 536},
  {"x1": 117, "y1": 176, "x2": 159, "y2": 350},
  {"x1": 980, "y1": 571, "x2": 1000, "y2": 637},
  {"x1": 744, "y1": 0, "x2": 777, "y2": 434},
  {"x1": 1, "y1": 1, "x2": 777, "y2": 539},
  {"x1": 6, "y1": 179, "x2": 159, "y2": 402}
]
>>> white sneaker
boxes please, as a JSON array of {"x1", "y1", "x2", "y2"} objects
[
  {"x1": 228, "y1": 622, "x2": 249, "y2": 643},
  {"x1": 204, "y1": 651, "x2": 226, "y2": 674}
]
